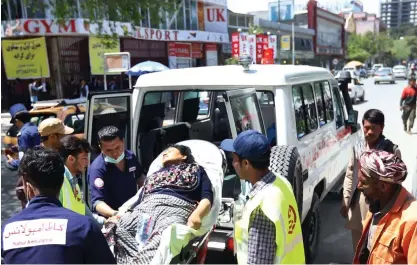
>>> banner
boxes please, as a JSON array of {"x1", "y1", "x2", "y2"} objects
[
  {"x1": 256, "y1": 34, "x2": 264, "y2": 64},
  {"x1": 268, "y1": 35, "x2": 278, "y2": 59},
  {"x1": 247, "y1": 35, "x2": 256, "y2": 63},
  {"x1": 239, "y1": 32, "x2": 248, "y2": 57},
  {"x1": 2, "y1": 37, "x2": 50, "y2": 79},
  {"x1": 89, "y1": 37, "x2": 120, "y2": 75},
  {"x1": 281, "y1": 35, "x2": 291, "y2": 51},
  {"x1": 232, "y1": 32, "x2": 240, "y2": 58},
  {"x1": 192, "y1": 43, "x2": 204, "y2": 58}
]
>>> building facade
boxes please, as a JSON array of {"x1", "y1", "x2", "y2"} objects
[
  {"x1": 343, "y1": 12, "x2": 381, "y2": 35},
  {"x1": 1, "y1": 0, "x2": 229, "y2": 100},
  {"x1": 380, "y1": 0, "x2": 417, "y2": 29}
]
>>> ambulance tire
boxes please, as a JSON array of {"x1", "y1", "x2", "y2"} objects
[
  {"x1": 302, "y1": 193, "x2": 321, "y2": 264},
  {"x1": 269, "y1": 145, "x2": 303, "y2": 218}
]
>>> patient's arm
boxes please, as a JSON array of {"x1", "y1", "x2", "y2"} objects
[
  {"x1": 96, "y1": 201, "x2": 118, "y2": 218},
  {"x1": 187, "y1": 198, "x2": 211, "y2": 230}
]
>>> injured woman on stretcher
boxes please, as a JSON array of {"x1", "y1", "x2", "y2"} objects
[{"x1": 103, "y1": 141, "x2": 224, "y2": 265}]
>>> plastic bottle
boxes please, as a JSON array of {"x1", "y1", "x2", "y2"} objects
[{"x1": 135, "y1": 213, "x2": 154, "y2": 250}]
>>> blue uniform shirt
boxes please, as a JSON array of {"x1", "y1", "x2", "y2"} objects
[
  {"x1": 18, "y1": 122, "x2": 41, "y2": 153},
  {"x1": 88, "y1": 150, "x2": 143, "y2": 213},
  {"x1": 1, "y1": 196, "x2": 116, "y2": 264},
  {"x1": 9, "y1": 122, "x2": 41, "y2": 169}
]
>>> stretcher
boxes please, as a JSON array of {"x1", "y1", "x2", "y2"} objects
[{"x1": 118, "y1": 139, "x2": 226, "y2": 264}]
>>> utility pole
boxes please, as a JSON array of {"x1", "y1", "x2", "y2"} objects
[{"x1": 277, "y1": 0, "x2": 281, "y2": 64}]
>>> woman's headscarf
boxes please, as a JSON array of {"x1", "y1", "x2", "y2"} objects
[{"x1": 359, "y1": 150, "x2": 407, "y2": 184}]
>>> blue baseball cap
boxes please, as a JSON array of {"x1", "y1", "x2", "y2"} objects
[
  {"x1": 220, "y1": 130, "x2": 270, "y2": 160},
  {"x1": 9, "y1": 103, "x2": 28, "y2": 124}
]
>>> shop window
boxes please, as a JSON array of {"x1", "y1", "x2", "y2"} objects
[
  {"x1": 9, "y1": 0, "x2": 23, "y2": 19},
  {"x1": 2, "y1": 2, "x2": 9, "y2": 20},
  {"x1": 229, "y1": 13, "x2": 238, "y2": 26},
  {"x1": 190, "y1": 0, "x2": 198, "y2": 30},
  {"x1": 314, "y1": 81, "x2": 334, "y2": 127},
  {"x1": 238, "y1": 15, "x2": 245, "y2": 27},
  {"x1": 176, "y1": 3, "x2": 185, "y2": 30},
  {"x1": 292, "y1": 84, "x2": 318, "y2": 139}
]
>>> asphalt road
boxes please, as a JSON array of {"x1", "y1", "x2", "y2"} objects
[{"x1": 1, "y1": 77, "x2": 416, "y2": 264}]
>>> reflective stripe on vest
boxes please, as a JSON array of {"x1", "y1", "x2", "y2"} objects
[
  {"x1": 60, "y1": 176, "x2": 85, "y2": 215},
  {"x1": 234, "y1": 173, "x2": 305, "y2": 264}
]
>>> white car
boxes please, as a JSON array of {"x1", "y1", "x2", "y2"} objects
[
  {"x1": 393, "y1": 65, "x2": 408, "y2": 79},
  {"x1": 374, "y1": 68, "x2": 396, "y2": 84},
  {"x1": 83, "y1": 59, "x2": 363, "y2": 263},
  {"x1": 348, "y1": 77, "x2": 365, "y2": 104},
  {"x1": 372, "y1": 63, "x2": 384, "y2": 73}
]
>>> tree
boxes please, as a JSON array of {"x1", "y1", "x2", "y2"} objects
[
  {"x1": 389, "y1": 23, "x2": 417, "y2": 39},
  {"x1": 391, "y1": 39, "x2": 410, "y2": 61},
  {"x1": 347, "y1": 33, "x2": 372, "y2": 62},
  {"x1": 18, "y1": 0, "x2": 181, "y2": 38},
  {"x1": 248, "y1": 23, "x2": 265, "y2": 35},
  {"x1": 374, "y1": 33, "x2": 393, "y2": 64},
  {"x1": 406, "y1": 36, "x2": 417, "y2": 60}
]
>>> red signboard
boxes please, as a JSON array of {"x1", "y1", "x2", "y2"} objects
[
  {"x1": 205, "y1": 43, "x2": 217, "y2": 51},
  {"x1": 192, "y1": 43, "x2": 203, "y2": 58},
  {"x1": 172, "y1": 42, "x2": 191, "y2": 57},
  {"x1": 231, "y1": 32, "x2": 240, "y2": 58},
  {"x1": 168, "y1": 42, "x2": 176, "y2": 56},
  {"x1": 262, "y1": 48, "x2": 274, "y2": 64},
  {"x1": 256, "y1": 34, "x2": 264, "y2": 64}
]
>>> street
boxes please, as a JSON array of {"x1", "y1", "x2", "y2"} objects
[{"x1": 1, "y1": 77, "x2": 416, "y2": 264}]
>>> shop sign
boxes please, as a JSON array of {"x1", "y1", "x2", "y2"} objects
[
  {"x1": 169, "y1": 42, "x2": 191, "y2": 58},
  {"x1": 192, "y1": 43, "x2": 204, "y2": 58},
  {"x1": 232, "y1": 32, "x2": 240, "y2": 59},
  {"x1": 1, "y1": 37, "x2": 50, "y2": 79},
  {"x1": 204, "y1": 6, "x2": 228, "y2": 34},
  {"x1": 1, "y1": 19, "x2": 229, "y2": 44},
  {"x1": 89, "y1": 37, "x2": 120, "y2": 75},
  {"x1": 247, "y1": 35, "x2": 256, "y2": 63},
  {"x1": 281, "y1": 35, "x2": 291, "y2": 51},
  {"x1": 205, "y1": 43, "x2": 217, "y2": 51},
  {"x1": 268, "y1": 35, "x2": 277, "y2": 59},
  {"x1": 239, "y1": 33, "x2": 248, "y2": 57},
  {"x1": 256, "y1": 34, "x2": 264, "y2": 64}
]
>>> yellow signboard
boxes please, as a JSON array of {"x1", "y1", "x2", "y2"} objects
[
  {"x1": 281, "y1": 35, "x2": 291, "y2": 51},
  {"x1": 2, "y1": 37, "x2": 50, "y2": 79},
  {"x1": 89, "y1": 37, "x2": 120, "y2": 75}
]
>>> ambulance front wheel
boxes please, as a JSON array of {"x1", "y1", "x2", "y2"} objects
[
  {"x1": 269, "y1": 145, "x2": 303, "y2": 218},
  {"x1": 302, "y1": 192, "x2": 321, "y2": 264}
]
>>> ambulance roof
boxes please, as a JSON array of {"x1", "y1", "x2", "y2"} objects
[{"x1": 134, "y1": 64, "x2": 334, "y2": 89}]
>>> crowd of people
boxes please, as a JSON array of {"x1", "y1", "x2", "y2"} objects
[{"x1": 1, "y1": 79, "x2": 417, "y2": 264}]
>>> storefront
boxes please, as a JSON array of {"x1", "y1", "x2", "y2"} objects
[
  {"x1": 1, "y1": 0, "x2": 229, "y2": 99},
  {"x1": 306, "y1": 0, "x2": 347, "y2": 69}
]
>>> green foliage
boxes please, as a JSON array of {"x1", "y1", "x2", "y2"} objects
[
  {"x1": 391, "y1": 39, "x2": 410, "y2": 61},
  {"x1": 347, "y1": 32, "x2": 394, "y2": 63},
  {"x1": 389, "y1": 23, "x2": 417, "y2": 40},
  {"x1": 406, "y1": 36, "x2": 417, "y2": 59},
  {"x1": 347, "y1": 33, "x2": 371, "y2": 62},
  {"x1": 248, "y1": 23, "x2": 264, "y2": 35},
  {"x1": 225, "y1": 57, "x2": 239, "y2": 65}
]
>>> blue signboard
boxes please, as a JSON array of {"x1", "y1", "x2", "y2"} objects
[{"x1": 269, "y1": 0, "x2": 294, "y2": 22}]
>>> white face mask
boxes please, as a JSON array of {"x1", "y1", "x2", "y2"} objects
[{"x1": 104, "y1": 152, "x2": 125, "y2": 164}]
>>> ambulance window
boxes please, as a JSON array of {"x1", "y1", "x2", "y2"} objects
[
  {"x1": 142, "y1": 92, "x2": 177, "y2": 127},
  {"x1": 184, "y1": 91, "x2": 212, "y2": 121},
  {"x1": 314, "y1": 81, "x2": 334, "y2": 126},
  {"x1": 332, "y1": 87, "x2": 345, "y2": 129},
  {"x1": 292, "y1": 84, "x2": 318, "y2": 139}
]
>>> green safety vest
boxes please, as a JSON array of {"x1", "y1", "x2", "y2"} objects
[
  {"x1": 234, "y1": 173, "x2": 305, "y2": 264},
  {"x1": 59, "y1": 169, "x2": 86, "y2": 215}
]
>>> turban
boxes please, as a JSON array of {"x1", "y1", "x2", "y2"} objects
[{"x1": 359, "y1": 150, "x2": 407, "y2": 184}]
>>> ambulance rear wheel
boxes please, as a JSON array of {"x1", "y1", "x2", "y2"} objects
[
  {"x1": 269, "y1": 145, "x2": 303, "y2": 218},
  {"x1": 302, "y1": 192, "x2": 321, "y2": 263}
]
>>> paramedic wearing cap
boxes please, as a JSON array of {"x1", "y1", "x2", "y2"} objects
[
  {"x1": 6, "y1": 103, "x2": 40, "y2": 169},
  {"x1": 38, "y1": 118, "x2": 74, "y2": 151},
  {"x1": 88, "y1": 126, "x2": 144, "y2": 218},
  {"x1": 220, "y1": 130, "x2": 305, "y2": 265},
  {"x1": 1, "y1": 147, "x2": 116, "y2": 264}
]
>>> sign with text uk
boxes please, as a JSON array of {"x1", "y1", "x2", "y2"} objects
[{"x1": 1, "y1": 37, "x2": 50, "y2": 79}]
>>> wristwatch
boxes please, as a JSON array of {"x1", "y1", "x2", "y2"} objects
[{"x1": 112, "y1": 211, "x2": 119, "y2": 217}]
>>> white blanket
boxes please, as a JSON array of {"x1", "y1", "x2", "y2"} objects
[{"x1": 118, "y1": 140, "x2": 225, "y2": 265}]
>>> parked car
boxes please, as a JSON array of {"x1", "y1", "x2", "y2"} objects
[
  {"x1": 374, "y1": 68, "x2": 396, "y2": 84},
  {"x1": 372, "y1": 63, "x2": 384, "y2": 73},
  {"x1": 3, "y1": 99, "x2": 86, "y2": 149},
  {"x1": 84, "y1": 59, "x2": 363, "y2": 263},
  {"x1": 393, "y1": 65, "x2": 408, "y2": 79},
  {"x1": 348, "y1": 76, "x2": 365, "y2": 104}
]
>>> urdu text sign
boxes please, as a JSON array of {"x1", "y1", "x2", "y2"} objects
[
  {"x1": 2, "y1": 37, "x2": 50, "y2": 79},
  {"x1": 89, "y1": 37, "x2": 120, "y2": 75}
]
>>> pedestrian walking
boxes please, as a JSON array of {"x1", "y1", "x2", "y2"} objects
[
  {"x1": 220, "y1": 130, "x2": 305, "y2": 264},
  {"x1": 354, "y1": 150, "x2": 417, "y2": 264},
  {"x1": 87, "y1": 126, "x2": 144, "y2": 218},
  {"x1": 78, "y1": 79, "x2": 89, "y2": 99},
  {"x1": 1, "y1": 147, "x2": 116, "y2": 264},
  {"x1": 341, "y1": 109, "x2": 401, "y2": 252},
  {"x1": 38, "y1": 118, "x2": 74, "y2": 151},
  {"x1": 400, "y1": 77, "x2": 416, "y2": 133}
]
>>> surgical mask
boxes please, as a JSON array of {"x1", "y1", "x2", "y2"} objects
[{"x1": 104, "y1": 152, "x2": 125, "y2": 164}]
